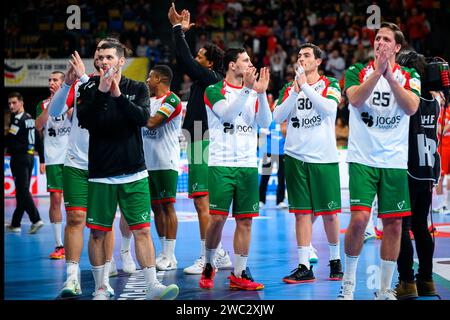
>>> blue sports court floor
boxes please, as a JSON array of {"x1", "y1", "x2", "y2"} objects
[{"x1": 4, "y1": 191, "x2": 450, "y2": 300}]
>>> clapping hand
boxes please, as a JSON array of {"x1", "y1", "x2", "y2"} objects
[
  {"x1": 243, "y1": 67, "x2": 258, "y2": 89},
  {"x1": 98, "y1": 66, "x2": 118, "y2": 93},
  {"x1": 253, "y1": 67, "x2": 271, "y2": 93}
]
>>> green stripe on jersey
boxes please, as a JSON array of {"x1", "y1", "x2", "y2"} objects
[
  {"x1": 204, "y1": 81, "x2": 226, "y2": 107},
  {"x1": 36, "y1": 100, "x2": 45, "y2": 118},
  {"x1": 276, "y1": 82, "x2": 294, "y2": 106},
  {"x1": 344, "y1": 63, "x2": 364, "y2": 92}
]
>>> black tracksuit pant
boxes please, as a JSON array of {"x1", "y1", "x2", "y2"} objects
[{"x1": 259, "y1": 154, "x2": 286, "y2": 205}]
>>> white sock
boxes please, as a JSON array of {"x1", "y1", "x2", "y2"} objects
[
  {"x1": 200, "y1": 239, "x2": 206, "y2": 257},
  {"x1": 121, "y1": 235, "x2": 132, "y2": 253},
  {"x1": 343, "y1": 254, "x2": 359, "y2": 283},
  {"x1": 91, "y1": 264, "x2": 105, "y2": 291},
  {"x1": 380, "y1": 259, "x2": 396, "y2": 292},
  {"x1": 205, "y1": 248, "x2": 217, "y2": 267},
  {"x1": 52, "y1": 222, "x2": 63, "y2": 247},
  {"x1": 143, "y1": 266, "x2": 157, "y2": 288},
  {"x1": 366, "y1": 210, "x2": 374, "y2": 231},
  {"x1": 376, "y1": 218, "x2": 383, "y2": 231},
  {"x1": 298, "y1": 246, "x2": 310, "y2": 269},
  {"x1": 159, "y1": 236, "x2": 166, "y2": 255},
  {"x1": 329, "y1": 243, "x2": 340, "y2": 260},
  {"x1": 165, "y1": 239, "x2": 176, "y2": 258},
  {"x1": 103, "y1": 260, "x2": 111, "y2": 286},
  {"x1": 66, "y1": 261, "x2": 79, "y2": 281},
  {"x1": 234, "y1": 254, "x2": 248, "y2": 277},
  {"x1": 216, "y1": 241, "x2": 224, "y2": 255}
]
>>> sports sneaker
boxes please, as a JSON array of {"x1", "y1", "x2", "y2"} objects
[
  {"x1": 214, "y1": 249, "x2": 232, "y2": 269},
  {"x1": 309, "y1": 245, "x2": 318, "y2": 263},
  {"x1": 93, "y1": 287, "x2": 110, "y2": 300},
  {"x1": 283, "y1": 264, "x2": 315, "y2": 284},
  {"x1": 364, "y1": 228, "x2": 377, "y2": 242},
  {"x1": 184, "y1": 256, "x2": 205, "y2": 275},
  {"x1": 109, "y1": 259, "x2": 118, "y2": 277},
  {"x1": 92, "y1": 282, "x2": 115, "y2": 298},
  {"x1": 374, "y1": 289, "x2": 397, "y2": 300},
  {"x1": 395, "y1": 280, "x2": 418, "y2": 300},
  {"x1": 199, "y1": 263, "x2": 215, "y2": 289},
  {"x1": 336, "y1": 280, "x2": 355, "y2": 300},
  {"x1": 329, "y1": 259, "x2": 344, "y2": 281},
  {"x1": 60, "y1": 278, "x2": 82, "y2": 298},
  {"x1": 146, "y1": 281, "x2": 179, "y2": 300},
  {"x1": 228, "y1": 270, "x2": 264, "y2": 290},
  {"x1": 28, "y1": 220, "x2": 44, "y2": 234},
  {"x1": 120, "y1": 250, "x2": 137, "y2": 274},
  {"x1": 416, "y1": 276, "x2": 438, "y2": 296},
  {"x1": 6, "y1": 225, "x2": 21, "y2": 233},
  {"x1": 155, "y1": 252, "x2": 164, "y2": 265},
  {"x1": 276, "y1": 201, "x2": 289, "y2": 209},
  {"x1": 49, "y1": 246, "x2": 65, "y2": 259},
  {"x1": 374, "y1": 227, "x2": 383, "y2": 239},
  {"x1": 156, "y1": 255, "x2": 177, "y2": 271},
  {"x1": 432, "y1": 205, "x2": 449, "y2": 214}
]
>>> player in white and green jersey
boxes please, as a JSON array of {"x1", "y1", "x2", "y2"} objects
[
  {"x1": 35, "y1": 71, "x2": 72, "y2": 260},
  {"x1": 273, "y1": 43, "x2": 343, "y2": 285},
  {"x1": 199, "y1": 48, "x2": 272, "y2": 291},
  {"x1": 142, "y1": 65, "x2": 182, "y2": 271},
  {"x1": 337, "y1": 22, "x2": 420, "y2": 300}
]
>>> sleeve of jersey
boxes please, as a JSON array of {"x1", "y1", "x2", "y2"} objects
[
  {"x1": 157, "y1": 93, "x2": 182, "y2": 123},
  {"x1": 35, "y1": 101, "x2": 44, "y2": 118},
  {"x1": 255, "y1": 93, "x2": 272, "y2": 128},
  {"x1": 403, "y1": 67, "x2": 421, "y2": 97},
  {"x1": 301, "y1": 83, "x2": 338, "y2": 116},
  {"x1": 324, "y1": 78, "x2": 342, "y2": 104},
  {"x1": 344, "y1": 63, "x2": 363, "y2": 92},
  {"x1": 205, "y1": 84, "x2": 250, "y2": 122},
  {"x1": 48, "y1": 83, "x2": 71, "y2": 117},
  {"x1": 273, "y1": 83, "x2": 297, "y2": 123}
]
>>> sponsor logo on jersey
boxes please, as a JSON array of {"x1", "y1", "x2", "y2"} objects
[
  {"x1": 143, "y1": 128, "x2": 157, "y2": 138},
  {"x1": 290, "y1": 115, "x2": 322, "y2": 129},
  {"x1": 253, "y1": 202, "x2": 259, "y2": 211},
  {"x1": 328, "y1": 201, "x2": 338, "y2": 210},
  {"x1": 397, "y1": 200, "x2": 406, "y2": 210}
]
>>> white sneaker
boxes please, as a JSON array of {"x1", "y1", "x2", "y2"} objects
[
  {"x1": 183, "y1": 256, "x2": 205, "y2": 275},
  {"x1": 276, "y1": 201, "x2": 288, "y2": 209},
  {"x1": 374, "y1": 289, "x2": 397, "y2": 300},
  {"x1": 120, "y1": 250, "x2": 137, "y2": 274},
  {"x1": 337, "y1": 280, "x2": 355, "y2": 300},
  {"x1": 309, "y1": 245, "x2": 318, "y2": 263},
  {"x1": 6, "y1": 225, "x2": 21, "y2": 233},
  {"x1": 93, "y1": 287, "x2": 110, "y2": 300},
  {"x1": 156, "y1": 255, "x2": 178, "y2": 271},
  {"x1": 364, "y1": 228, "x2": 377, "y2": 242},
  {"x1": 92, "y1": 283, "x2": 115, "y2": 297},
  {"x1": 60, "y1": 278, "x2": 82, "y2": 298},
  {"x1": 28, "y1": 220, "x2": 44, "y2": 234},
  {"x1": 156, "y1": 252, "x2": 164, "y2": 265},
  {"x1": 146, "y1": 281, "x2": 179, "y2": 300},
  {"x1": 214, "y1": 249, "x2": 232, "y2": 269},
  {"x1": 109, "y1": 259, "x2": 118, "y2": 277}
]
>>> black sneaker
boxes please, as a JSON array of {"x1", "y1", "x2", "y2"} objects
[
  {"x1": 283, "y1": 264, "x2": 315, "y2": 284},
  {"x1": 329, "y1": 259, "x2": 344, "y2": 281}
]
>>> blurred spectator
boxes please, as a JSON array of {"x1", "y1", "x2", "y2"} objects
[
  {"x1": 35, "y1": 48, "x2": 51, "y2": 59},
  {"x1": 179, "y1": 75, "x2": 192, "y2": 101},
  {"x1": 326, "y1": 48, "x2": 346, "y2": 81},
  {"x1": 407, "y1": 7, "x2": 430, "y2": 52},
  {"x1": 77, "y1": 36, "x2": 91, "y2": 58},
  {"x1": 136, "y1": 36, "x2": 149, "y2": 57}
]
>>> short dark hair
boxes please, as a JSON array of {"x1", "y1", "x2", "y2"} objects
[
  {"x1": 203, "y1": 42, "x2": 224, "y2": 74},
  {"x1": 298, "y1": 43, "x2": 323, "y2": 59},
  {"x1": 51, "y1": 71, "x2": 65, "y2": 81},
  {"x1": 8, "y1": 92, "x2": 23, "y2": 101},
  {"x1": 98, "y1": 36, "x2": 133, "y2": 57},
  {"x1": 378, "y1": 22, "x2": 405, "y2": 47},
  {"x1": 152, "y1": 64, "x2": 173, "y2": 86},
  {"x1": 98, "y1": 42, "x2": 125, "y2": 58},
  {"x1": 223, "y1": 48, "x2": 246, "y2": 72}
]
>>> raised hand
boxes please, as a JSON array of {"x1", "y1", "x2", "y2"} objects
[
  {"x1": 383, "y1": 60, "x2": 395, "y2": 83},
  {"x1": 253, "y1": 67, "x2": 271, "y2": 93},
  {"x1": 65, "y1": 64, "x2": 77, "y2": 85},
  {"x1": 68, "y1": 51, "x2": 86, "y2": 79},
  {"x1": 181, "y1": 9, "x2": 195, "y2": 32},
  {"x1": 49, "y1": 82, "x2": 60, "y2": 96},
  {"x1": 374, "y1": 45, "x2": 389, "y2": 75},
  {"x1": 243, "y1": 67, "x2": 257, "y2": 89},
  {"x1": 98, "y1": 67, "x2": 117, "y2": 93},
  {"x1": 168, "y1": 2, "x2": 182, "y2": 26},
  {"x1": 110, "y1": 78, "x2": 121, "y2": 98}
]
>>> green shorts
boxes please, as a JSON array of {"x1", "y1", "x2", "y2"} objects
[
  {"x1": 46, "y1": 164, "x2": 64, "y2": 192},
  {"x1": 87, "y1": 177, "x2": 151, "y2": 231},
  {"x1": 148, "y1": 170, "x2": 178, "y2": 204},
  {"x1": 209, "y1": 166, "x2": 259, "y2": 219},
  {"x1": 285, "y1": 155, "x2": 341, "y2": 216},
  {"x1": 63, "y1": 166, "x2": 89, "y2": 212},
  {"x1": 187, "y1": 140, "x2": 209, "y2": 198},
  {"x1": 349, "y1": 162, "x2": 411, "y2": 218}
]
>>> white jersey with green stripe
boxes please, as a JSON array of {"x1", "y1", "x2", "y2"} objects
[
  {"x1": 36, "y1": 98, "x2": 71, "y2": 165},
  {"x1": 204, "y1": 80, "x2": 261, "y2": 167},
  {"x1": 142, "y1": 92, "x2": 182, "y2": 171},
  {"x1": 344, "y1": 61, "x2": 421, "y2": 169},
  {"x1": 275, "y1": 76, "x2": 341, "y2": 163}
]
